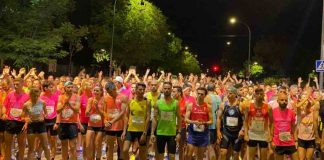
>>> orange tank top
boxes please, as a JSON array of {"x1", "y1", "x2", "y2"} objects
[
  {"x1": 105, "y1": 94, "x2": 124, "y2": 131},
  {"x1": 59, "y1": 94, "x2": 79, "y2": 123},
  {"x1": 88, "y1": 97, "x2": 104, "y2": 127}
]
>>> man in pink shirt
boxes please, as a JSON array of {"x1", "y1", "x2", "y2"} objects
[
  {"x1": 269, "y1": 92, "x2": 298, "y2": 160},
  {"x1": 3, "y1": 78, "x2": 30, "y2": 160}
]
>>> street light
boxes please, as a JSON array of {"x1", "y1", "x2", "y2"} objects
[
  {"x1": 168, "y1": 32, "x2": 171, "y2": 36},
  {"x1": 185, "y1": 46, "x2": 189, "y2": 50},
  {"x1": 253, "y1": 62, "x2": 258, "y2": 65},
  {"x1": 226, "y1": 41, "x2": 231, "y2": 46},
  {"x1": 229, "y1": 17, "x2": 252, "y2": 79},
  {"x1": 109, "y1": 0, "x2": 118, "y2": 77}
]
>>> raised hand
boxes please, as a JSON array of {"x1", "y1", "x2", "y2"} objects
[
  {"x1": 298, "y1": 77, "x2": 303, "y2": 84},
  {"x1": 11, "y1": 69, "x2": 17, "y2": 77},
  {"x1": 18, "y1": 68, "x2": 26, "y2": 75}
]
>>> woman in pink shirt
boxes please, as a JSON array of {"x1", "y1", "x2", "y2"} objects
[
  {"x1": 40, "y1": 81, "x2": 58, "y2": 160},
  {"x1": 270, "y1": 92, "x2": 298, "y2": 160},
  {"x1": 78, "y1": 80, "x2": 92, "y2": 159}
]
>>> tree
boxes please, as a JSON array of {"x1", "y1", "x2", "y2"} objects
[
  {"x1": 0, "y1": 0, "x2": 74, "y2": 68},
  {"x1": 181, "y1": 51, "x2": 201, "y2": 74},
  {"x1": 57, "y1": 22, "x2": 88, "y2": 75},
  {"x1": 89, "y1": 0, "x2": 169, "y2": 67},
  {"x1": 253, "y1": 36, "x2": 289, "y2": 74},
  {"x1": 250, "y1": 63, "x2": 264, "y2": 78}
]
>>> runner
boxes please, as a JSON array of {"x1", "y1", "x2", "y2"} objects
[
  {"x1": 185, "y1": 87, "x2": 212, "y2": 160},
  {"x1": 85, "y1": 85, "x2": 105, "y2": 160},
  {"x1": 54, "y1": 81, "x2": 81, "y2": 160},
  {"x1": 269, "y1": 92, "x2": 298, "y2": 160},
  {"x1": 145, "y1": 79, "x2": 161, "y2": 157},
  {"x1": 0, "y1": 78, "x2": 11, "y2": 160},
  {"x1": 171, "y1": 86, "x2": 186, "y2": 160},
  {"x1": 3, "y1": 77, "x2": 29, "y2": 160},
  {"x1": 21, "y1": 87, "x2": 50, "y2": 160},
  {"x1": 205, "y1": 83, "x2": 221, "y2": 160},
  {"x1": 244, "y1": 88, "x2": 270, "y2": 160},
  {"x1": 79, "y1": 80, "x2": 92, "y2": 159},
  {"x1": 217, "y1": 87, "x2": 244, "y2": 160},
  {"x1": 150, "y1": 82, "x2": 182, "y2": 160},
  {"x1": 296, "y1": 90, "x2": 318, "y2": 160},
  {"x1": 121, "y1": 82, "x2": 151, "y2": 160},
  {"x1": 105, "y1": 81, "x2": 128, "y2": 160},
  {"x1": 40, "y1": 81, "x2": 58, "y2": 160}
]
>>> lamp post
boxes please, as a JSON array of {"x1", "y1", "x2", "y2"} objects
[
  {"x1": 320, "y1": 1, "x2": 324, "y2": 89},
  {"x1": 109, "y1": 0, "x2": 145, "y2": 77},
  {"x1": 229, "y1": 17, "x2": 251, "y2": 79},
  {"x1": 109, "y1": 0, "x2": 118, "y2": 77}
]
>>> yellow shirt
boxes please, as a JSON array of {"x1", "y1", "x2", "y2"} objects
[{"x1": 128, "y1": 99, "x2": 147, "y2": 132}]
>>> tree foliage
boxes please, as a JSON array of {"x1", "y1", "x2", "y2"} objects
[
  {"x1": 89, "y1": 0, "x2": 168, "y2": 67},
  {"x1": 0, "y1": 0, "x2": 74, "y2": 67},
  {"x1": 250, "y1": 63, "x2": 264, "y2": 78}
]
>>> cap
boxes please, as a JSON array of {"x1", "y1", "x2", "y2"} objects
[{"x1": 114, "y1": 76, "x2": 123, "y2": 83}]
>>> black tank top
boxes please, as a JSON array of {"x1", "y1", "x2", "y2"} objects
[
  {"x1": 319, "y1": 100, "x2": 324, "y2": 124},
  {"x1": 222, "y1": 102, "x2": 243, "y2": 136}
]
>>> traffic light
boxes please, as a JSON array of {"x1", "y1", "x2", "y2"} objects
[{"x1": 212, "y1": 65, "x2": 219, "y2": 72}]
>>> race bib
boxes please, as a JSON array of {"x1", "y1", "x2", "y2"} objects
[
  {"x1": 226, "y1": 117, "x2": 238, "y2": 127},
  {"x1": 251, "y1": 119, "x2": 265, "y2": 132},
  {"x1": 108, "y1": 109, "x2": 119, "y2": 119},
  {"x1": 279, "y1": 132, "x2": 291, "y2": 142},
  {"x1": 90, "y1": 114, "x2": 102, "y2": 123},
  {"x1": 193, "y1": 124, "x2": 205, "y2": 132},
  {"x1": 62, "y1": 108, "x2": 73, "y2": 119},
  {"x1": 10, "y1": 108, "x2": 22, "y2": 117},
  {"x1": 160, "y1": 111, "x2": 174, "y2": 121},
  {"x1": 132, "y1": 116, "x2": 144, "y2": 124},
  {"x1": 46, "y1": 106, "x2": 54, "y2": 115},
  {"x1": 301, "y1": 125, "x2": 313, "y2": 134}
]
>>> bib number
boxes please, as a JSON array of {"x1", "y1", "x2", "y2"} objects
[
  {"x1": 251, "y1": 119, "x2": 265, "y2": 132},
  {"x1": 226, "y1": 117, "x2": 238, "y2": 127},
  {"x1": 10, "y1": 108, "x2": 22, "y2": 117},
  {"x1": 90, "y1": 114, "x2": 102, "y2": 123},
  {"x1": 193, "y1": 124, "x2": 205, "y2": 132},
  {"x1": 132, "y1": 116, "x2": 144, "y2": 124},
  {"x1": 62, "y1": 109, "x2": 73, "y2": 119},
  {"x1": 279, "y1": 132, "x2": 291, "y2": 142},
  {"x1": 160, "y1": 111, "x2": 174, "y2": 121},
  {"x1": 46, "y1": 106, "x2": 54, "y2": 115},
  {"x1": 108, "y1": 109, "x2": 119, "y2": 119}
]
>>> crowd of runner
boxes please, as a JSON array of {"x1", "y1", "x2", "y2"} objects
[{"x1": 0, "y1": 66, "x2": 324, "y2": 160}]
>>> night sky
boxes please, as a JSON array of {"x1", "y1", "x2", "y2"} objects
[
  {"x1": 152, "y1": 0, "x2": 322, "y2": 71},
  {"x1": 72, "y1": 0, "x2": 322, "y2": 73}
]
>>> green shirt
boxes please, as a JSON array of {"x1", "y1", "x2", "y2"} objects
[{"x1": 156, "y1": 99, "x2": 178, "y2": 136}]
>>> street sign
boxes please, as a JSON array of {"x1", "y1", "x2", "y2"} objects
[{"x1": 316, "y1": 60, "x2": 324, "y2": 72}]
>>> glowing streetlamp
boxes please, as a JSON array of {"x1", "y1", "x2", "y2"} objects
[{"x1": 229, "y1": 17, "x2": 252, "y2": 79}]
